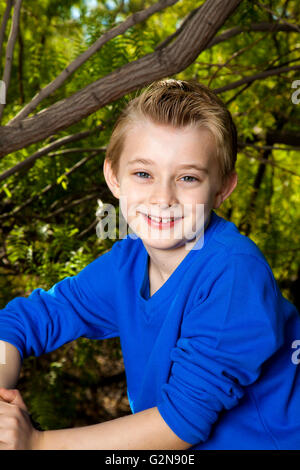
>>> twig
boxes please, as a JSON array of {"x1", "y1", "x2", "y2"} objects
[
  {"x1": 214, "y1": 64, "x2": 300, "y2": 94},
  {"x1": 9, "y1": 0, "x2": 179, "y2": 124},
  {"x1": 240, "y1": 147, "x2": 300, "y2": 178},
  {"x1": 0, "y1": 124, "x2": 105, "y2": 182},
  {"x1": 0, "y1": 0, "x2": 14, "y2": 61},
  {"x1": 155, "y1": 5, "x2": 202, "y2": 51},
  {"x1": 208, "y1": 32, "x2": 268, "y2": 87},
  {"x1": 239, "y1": 142, "x2": 300, "y2": 152},
  {"x1": 255, "y1": 1, "x2": 300, "y2": 33},
  {"x1": 0, "y1": 0, "x2": 22, "y2": 121},
  {"x1": 0, "y1": 149, "x2": 105, "y2": 220},
  {"x1": 206, "y1": 22, "x2": 300, "y2": 49},
  {"x1": 225, "y1": 82, "x2": 252, "y2": 105},
  {"x1": 42, "y1": 191, "x2": 102, "y2": 220},
  {"x1": 77, "y1": 219, "x2": 98, "y2": 239}
]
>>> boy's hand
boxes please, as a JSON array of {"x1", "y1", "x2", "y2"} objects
[{"x1": 0, "y1": 387, "x2": 42, "y2": 450}]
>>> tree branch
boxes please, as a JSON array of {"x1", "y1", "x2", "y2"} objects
[
  {"x1": 225, "y1": 82, "x2": 252, "y2": 105},
  {"x1": 255, "y1": 1, "x2": 300, "y2": 33},
  {"x1": 0, "y1": 149, "x2": 105, "y2": 220},
  {"x1": 9, "y1": 0, "x2": 179, "y2": 124},
  {"x1": 206, "y1": 21, "x2": 300, "y2": 49},
  {"x1": 77, "y1": 219, "x2": 98, "y2": 239},
  {"x1": 213, "y1": 64, "x2": 300, "y2": 94},
  {"x1": 155, "y1": 4, "x2": 202, "y2": 51},
  {"x1": 240, "y1": 146, "x2": 300, "y2": 178},
  {"x1": 0, "y1": 0, "x2": 14, "y2": 61},
  {"x1": 267, "y1": 130, "x2": 300, "y2": 147},
  {"x1": 239, "y1": 141, "x2": 300, "y2": 153},
  {"x1": 208, "y1": 31, "x2": 268, "y2": 87},
  {"x1": 17, "y1": 19, "x2": 24, "y2": 104},
  {"x1": 42, "y1": 190, "x2": 103, "y2": 220},
  {"x1": 238, "y1": 117, "x2": 286, "y2": 236},
  {"x1": 0, "y1": 0, "x2": 243, "y2": 158},
  {"x1": 0, "y1": 123, "x2": 105, "y2": 182},
  {"x1": 0, "y1": 0, "x2": 22, "y2": 121}
]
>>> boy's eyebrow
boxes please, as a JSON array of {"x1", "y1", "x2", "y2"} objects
[
  {"x1": 127, "y1": 158, "x2": 154, "y2": 167},
  {"x1": 127, "y1": 158, "x2": 209, "y2": 174},
  {"x1": 177, "y1": 163, "x2": 209, "y2": 174}
]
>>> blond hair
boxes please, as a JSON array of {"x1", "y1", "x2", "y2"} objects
[{"x1": 105, "y1": 79, "x2": 237, "y2": 183}]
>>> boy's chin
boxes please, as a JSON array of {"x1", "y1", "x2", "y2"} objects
[
  {"x1": 137, "y1": 227, "x2": 206, "y2": 252},
  {"x1": 138, "y1": 233, "x2": 195, "y2": 251},
  {"x1": 126, "y1": 217, "x2": 204, "y2": 249}
]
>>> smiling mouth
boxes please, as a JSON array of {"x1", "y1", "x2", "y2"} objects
[{"x1": 141, "y1": 213, "x2": 184, "y2": 228}]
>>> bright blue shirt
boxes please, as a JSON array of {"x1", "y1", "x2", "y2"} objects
[{"x1": 0, "y1": 210, "x2": 300, "y2": 450}]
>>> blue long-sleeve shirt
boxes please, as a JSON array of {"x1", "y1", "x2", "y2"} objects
[{"x1": 0, "y1": 210, "x2": 300, "y2": 449}]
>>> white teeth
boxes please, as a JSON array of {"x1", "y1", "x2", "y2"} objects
[
  {"x1": 148, "y1": 215, "x2": 160, "y2": 222},
  {"x1": 148, "y1": 215, "x2": 175, "y2": 223}
]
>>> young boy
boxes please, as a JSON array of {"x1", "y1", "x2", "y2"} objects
[{"x1": 0, "y1": 79, "x2": 299, "y2": 450}]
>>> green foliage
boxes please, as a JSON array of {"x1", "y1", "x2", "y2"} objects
[{"x1": 0, "y1": 0, "x2": 299, "y2": 430}]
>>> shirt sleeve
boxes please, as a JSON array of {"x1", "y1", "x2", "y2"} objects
[
  {"x1": 157, "y1": 253, "x2": 285, "y2": 445},
  {"x1": 0, "y1": 243, "x2": 121, "y2": 361}
]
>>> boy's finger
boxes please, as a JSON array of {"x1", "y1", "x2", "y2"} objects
[
  {"x1": 0, "y1": 388, "x2": 27, "y2": 411},
  {"x1": 0, "y1": 387, "x2": 15, "y2": 401}
]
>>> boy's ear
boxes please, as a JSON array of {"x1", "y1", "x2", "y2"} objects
[
  {"x1": 213, "y1": 171, "x2": 238, "y2": 209},
  {"x1": 103, "y1": 159, "x2": 120, "y2": 199}
]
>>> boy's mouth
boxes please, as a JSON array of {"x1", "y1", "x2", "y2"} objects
[{"x1": 141, "y1": 213, "x2": 184, "y2": 229}]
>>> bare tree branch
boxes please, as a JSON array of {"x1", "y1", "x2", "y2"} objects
[
  {"x1": 0, "y1": 124, "x2": 105, "y2": 182},
  {"x1": 17, "y1": 20, "x2": 24, "y2": 104},
  {"x1": 0, "y1": 0, "x2": 243, "y2": 158},
  {"x1": 238, "y1": 115, "x2": 286, "y2": 236},
  {"x1": 240, "y1": 146, "x2": 300, "y2": 179},
  {"x1": 0, "y1": 0, "x2": 22, "y2": 121},
  {"x1": 155, "y1": 4, "x2": 202, "y2": 51},
  {"x1": 43, "y1": 191, "x2": 102, "y2": 220},
  {"x1": 255, "y1": 1, "x2": 300, "y2": 33},
  {"x1": 208, "y1": 32, "x2": 268, "y2": 87},
  {"x1": 214, "y1": 64, "x2": 300, "y2": 94},
  {"x1": 206, "y1": 21, "x2": 300, "y2": 49},
  {"x1": 9, "y1": 0, "x2": 179, "y2": 124},
  {"x1": 46, "y1": 147, "x2": 106, "y2": 157},
  {"x1": 0, "y1": 0, "x2": 14, "y2": 61},
  {"x1": 157, "y1": 9, "x2": 299, "y2": 56},
  {"x1": 77, "y1": 219, "x2": 98, "y2": 239},
  {"x1": 267, "y1": 130, "x2": 300, "y2": 147},
  {"x1": 239, "y1": 142, "x2": 300, "y2": 153},
  {"x1": 0, "y1": 149, "x2": 105, "y2": 220},
  {"x1": 225, "y1": 82, "x2": 251, "y2": 105},
  {"x1": 215, "y1": 5, "x2": 295, "y2": 102}
]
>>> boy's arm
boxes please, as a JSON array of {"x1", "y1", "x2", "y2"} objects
[
  {"x1": 36, "y1": 407, "x2": 192, "y2": 450},
  {"x1": 0, "y1": 389, "x2": 191, "y2": 450},
  {"x1": 0, "y1": 341, "x2": 21, "y2": 388}
]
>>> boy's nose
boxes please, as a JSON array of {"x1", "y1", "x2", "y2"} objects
[{"x1": 148, "y1": 182, "x2": 178, "y2": 207}]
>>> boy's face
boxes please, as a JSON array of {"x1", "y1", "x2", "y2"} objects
[{"x1": 104, "y1": 119, "x2": 237, "y2": 251}]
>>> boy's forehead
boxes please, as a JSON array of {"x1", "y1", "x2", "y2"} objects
[
  {"x1": 126, "y1": 119, "x2": 212, "y2": 137},
  {"x1": 121, "y1": 121, "x2": 218, "y2": 164}
]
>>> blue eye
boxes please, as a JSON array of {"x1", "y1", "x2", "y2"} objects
[
  {"x1": 134, "y1": 172, "x2": 150, "y2": 179},
  {"x1": 181, "y1": 176, "x2": 198, "y2": 183}
]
